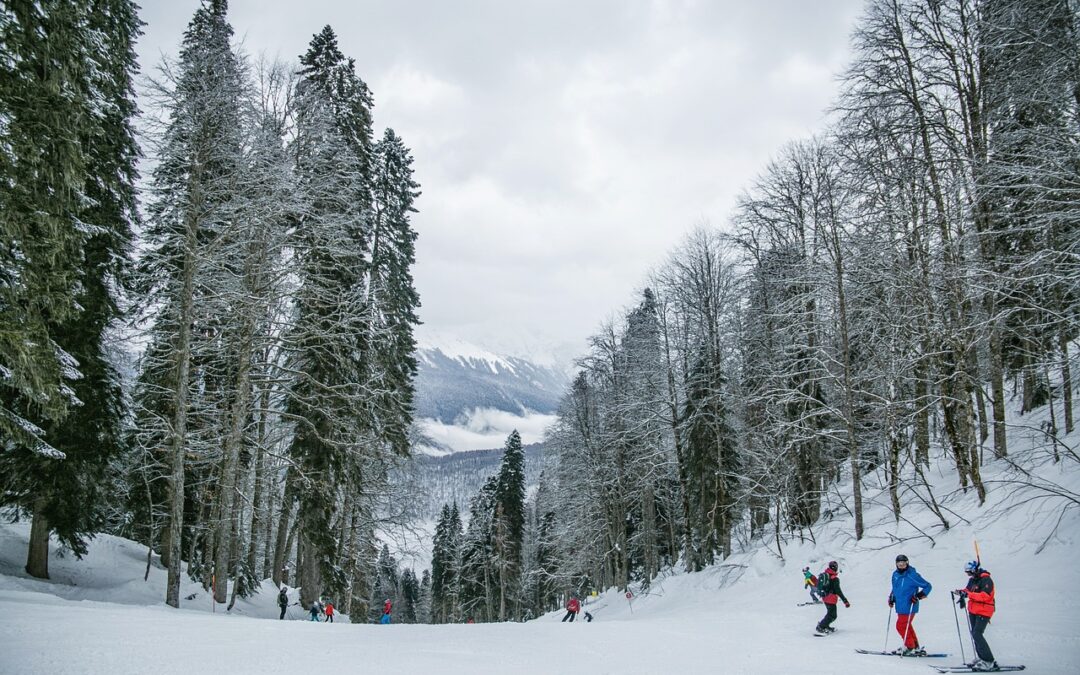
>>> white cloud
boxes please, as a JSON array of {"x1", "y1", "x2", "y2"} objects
[{"x1": 420, "y1": 408, "x2": 557, "y2": 452}]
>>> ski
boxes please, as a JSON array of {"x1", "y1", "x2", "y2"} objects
[
  {"x1": 813, "y1": 630, "x2": 836, "y2": 637},
  {"x1": 798, "y1": 601, "x2": 823, "y2": 606},
  {"x1": 856, "y1": 649, "x2": 948, "y2": 658},
  {"x1": 931, "y1": 666, "x2": 1025, "y2": 673}
]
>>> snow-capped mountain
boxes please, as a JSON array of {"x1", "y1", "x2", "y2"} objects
[
  {"x1": 413, "y1": 337, "x2": 571, "y2": 423},
  {"x1": 412, "y1": 335, "x2": 572, "y2": 454}
]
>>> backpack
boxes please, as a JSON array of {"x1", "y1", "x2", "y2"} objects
[
  {"x1": 810, "y1": 573, "x2": 820, "y2": 588},
  {"x1": 817, "y1": 573, "x2": 833, "y2": 594}
]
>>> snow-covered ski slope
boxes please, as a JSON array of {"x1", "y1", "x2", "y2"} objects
[{"x1": 1, "y1": 401, "x2": 1078, "y2": 674}]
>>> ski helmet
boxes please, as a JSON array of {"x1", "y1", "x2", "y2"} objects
[
  {"x1": 895, "y1": 554, "x2": 909, "y2": 563},
  {"x1": 828, "y1": 560, "x2": 838, "y2": 571},
  {"x1": 964, "y1": 560, "x2": 979, "y2": 574}
]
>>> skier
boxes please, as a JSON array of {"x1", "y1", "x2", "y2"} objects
[
  {"x1": 308, "y1": 599, "x2": 321, "y2": 622},
  {"x1": 956, "y1": 560, "x2": 998, "y2": 672},
  {"x1": 324, "y1": 599, "x2": 335, "y2": 623},
  {"x1": 814, "y1": 560, "x2": 850, "y2": 635},
  {"x1": 278, "y1": 586, "x2": 289, "y2": 620},
  {"x1": 562, "y1": 596, "x2": 581, "y2": 622},
  {"x1": 888, "y1": 553, "x2": 932, "y2": 655},
  {"x1": 381, "y1": 598, "x2": 392, "y2": 624},
  {"x1": 803, "y1": 566, "x2": 822, "y2": 603}
]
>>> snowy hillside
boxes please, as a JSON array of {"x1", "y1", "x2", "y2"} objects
[{"x1": 2, "y1": 401, "x2": 1078, "y2": 674}]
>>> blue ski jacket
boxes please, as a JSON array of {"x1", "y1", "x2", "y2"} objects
[{"x1": 890, "y1": 565, "x2": 932, "y2": 615}]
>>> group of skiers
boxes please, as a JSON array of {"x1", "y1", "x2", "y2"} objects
[
  {"x1": 803, "y1": 555, "x2": 1001, "y2": 672},
  {"x1": 277, "y1": 586, "x2": 393, "y2": 624}
]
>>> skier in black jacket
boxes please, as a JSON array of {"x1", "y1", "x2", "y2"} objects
[
  {"x1": 815, "y1": 561, "x2": 850, "y2": 635},
  {"x1": 278, "y1": 587, "x2": 289, "y2": 620}
]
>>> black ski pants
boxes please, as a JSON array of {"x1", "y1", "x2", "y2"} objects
[
  {"x1": 817, "y1": 602, "x2": 837, "y2": 631},
  {"x1": 279, "y1": 605, "x2": 287, "y2": 620},
  {"x1": 561, "y1": 610, "x2": 576, "y2": 622},
  {"x1": 968, "y1": 614, "x2": 994, "y2": 662}
]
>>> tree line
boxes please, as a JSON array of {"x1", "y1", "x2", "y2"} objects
[
  {"x1": 0, "y1": 0, "x2": 421, "y2": 616},
  {"x1": 426, "y1": 0, "x2": 1080, "y2": 623}
]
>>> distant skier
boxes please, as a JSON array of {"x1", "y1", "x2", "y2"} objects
[
  {"x1": 955, "y1": 560, "x2": 998, "y2": 672},
  {"x1": 803, "y1": 566, "x2": 822, "y2": 603},
  {"x1": 814, "y1": 560, "x2": 850, "y2": 635},
  {"x1": 888, "y1": 553, "x2": 931, "y2": 655},
  {"x1": 278, "y1": 586, "x2": 289, "y2": 620},
  {"x1": 324, "y1": 599, "x2": 335, "y2": 624},
  {"x1": 309, "y1": 599, "x2": 321, "y2": 622},
  {"x1": 562, "y1": 596, "x2": 581, "y2": 622},
  {"x1": 381, "y1": 598, "x2": 392, "y2": 624}
]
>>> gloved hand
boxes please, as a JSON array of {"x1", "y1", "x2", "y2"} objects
[
  {"x1": 888, "y1": 596, "x2": 895, "y2": 608},
  {"x1": 954, "y1": 589, "x2": 967, "y2": 597},
  {"x1": 916, "y1": 591, "x2": 927, "y2": 600},
  {"x1": 844, "y1": 601, "x2": 851, "y2": 608},
  {"x1": 910, "y1": 594, "x2": 920, "y2": 604}
]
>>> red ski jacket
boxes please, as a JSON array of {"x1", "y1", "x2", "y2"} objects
[
  {"x1": 964, "y1": 571, "x2": 995, "y2": 618},
  {"x1": 566, "y1": 598, "x2": 581, "y2": 613},
  {"x1": 324, "y1": 603, "x2": 334, "y2": 616}
]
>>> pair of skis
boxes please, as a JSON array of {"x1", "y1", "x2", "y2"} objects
[
  {"x1": 931, "y1": 667, "x2": 1025, "y2": 673},
  {"x1": 855, "y1": 649, "x2": 949, "y2": 658},
  {"x1": 855, "y1": 650, "x2": 1025, "y2": 672}
]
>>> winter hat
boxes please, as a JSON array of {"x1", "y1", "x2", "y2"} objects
[
  {"x1": 964, "y1": 560, "x2": 980, "y2": 574},
  {"x1": 895, "y1": 554, "x2": 909, "y2": 563}
]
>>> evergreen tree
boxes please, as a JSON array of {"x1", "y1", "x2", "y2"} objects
[
  {"x1": 284, "y1": 24, "x2": 375, "y2": 609},
  {"x1": 367, "y1": 128, "x2": 421, "y2": 456},
  {"x1": 493, "y1": 430, "x2": 526, "y2": 620},
  {"x1": 0, "y1": 0, "x2": 141, "y2": 579},
  {"x1": 0, "y1": 1, "x2": 94, "y2": 455}
]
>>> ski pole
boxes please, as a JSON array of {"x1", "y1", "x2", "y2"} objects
[
  {"x1": 950, "y1": 591, "x2": 967, "y2": 665},
  {"x1": 883, "y1": 604, "x2": 893, "y2": 653},
  {"x1": 901, "y1": 609, "x2": 913, "y2": 653}
]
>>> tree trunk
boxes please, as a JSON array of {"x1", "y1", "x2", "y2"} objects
[
  {"x1": 271, "y1": 487, "x2": 294, "y2": 588},
  {"x1": 26, "y1": 502, "x2": 50, "y2": 579},
  {"x1": 989, "y1": 323, "x2": 1008, "y2": 457},
  {"x1": 1062, "y1": 330, "x2": 1074, "y2": 435},
  {"x1": 165, "y1": 208, "x2": 198, "y2": 608}
]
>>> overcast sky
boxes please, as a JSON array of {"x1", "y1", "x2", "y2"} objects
[{"x1": 136, "y1": 0, "x2": 865, "y2": 363}]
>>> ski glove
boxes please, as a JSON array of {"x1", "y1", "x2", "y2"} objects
[
  {"x1": 888, "y1": 596, "x2": 895, "y2": 608},
  {"x1": 916, "y1": 591, "x2": 927, "y2": 600},
  {"x1": 844, "y1": 601, "x2": 851, "y2": 608}
]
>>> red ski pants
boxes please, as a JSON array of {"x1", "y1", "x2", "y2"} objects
[{"x1": 896, "y1": 613, "x2": 919, "y2": 649}]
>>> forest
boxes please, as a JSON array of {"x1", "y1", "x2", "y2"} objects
[{"x1": 1, "y1": 0, "x2": 1077, "y2": 627}]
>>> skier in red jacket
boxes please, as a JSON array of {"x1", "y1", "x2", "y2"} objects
[
  {"x1": 956, "y1": 561, "x2": 997, "y2": 671},
  {"x1": 562, "y1": 596, "x2": 581, "y2": 622},
  {"x1": 323, "y1": 599, "x2": 335, "y2": 623}
]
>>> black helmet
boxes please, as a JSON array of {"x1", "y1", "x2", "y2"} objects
[
  {"x1": 828, "y1": 560, "x2": 838, "y2": 571},
  {"x1": 895, "y1": 554, "x2": 909, "y2": 563}
]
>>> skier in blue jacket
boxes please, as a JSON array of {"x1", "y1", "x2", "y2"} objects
[{"x1": 888, "y1": 554, "x2": 932, "y2": 655}]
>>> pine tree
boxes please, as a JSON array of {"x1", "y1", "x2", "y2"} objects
[
  {"x1": 0, "y1": 0, "x2": 140, "y2": 579},
  {"x1": 0, "y1": 1, "x2": 94, "y2": 456},
  {"x1": 367, "y1": 128, "x2": 422, "y2": 456},
  {"x1": 493, "y1": 430, "x2": 526, "y2": 620},
  {"x1": 284, "y1": 24, "x2": 375, "y2": 609}
]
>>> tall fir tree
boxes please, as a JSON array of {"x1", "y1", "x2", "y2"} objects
[
  {"x1": 492, "y1": 430, "x2": 526, "y2": 620},
  {"x1": 285, "y1": 24, "x2": 376, "y2": 609},
  {"x1": 0, "y1": 0, "x2": 141, "y2": 579}
]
